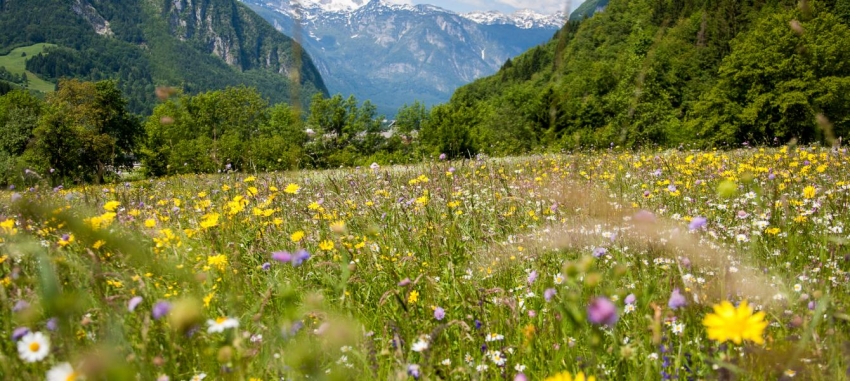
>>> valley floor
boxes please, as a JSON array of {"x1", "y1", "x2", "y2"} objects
[{"x1": 1, "y1": 146, "x2": 848, "y2": 380}]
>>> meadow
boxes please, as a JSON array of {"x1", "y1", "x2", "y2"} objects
[
  {"x1": 1, "y1": 145, "x2": 849, "y2": 380},
  {"x1": 0, "y1": 43, "x2": 57, "y2": 94}
]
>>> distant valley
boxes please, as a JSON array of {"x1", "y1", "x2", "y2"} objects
[{"x1": 241, "y1": 0, "x2": 566, "y2": 115}]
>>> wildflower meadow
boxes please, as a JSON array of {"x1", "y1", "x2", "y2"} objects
[{"x1": 1, "y1": 145, "x2": 849, "y2": 380}]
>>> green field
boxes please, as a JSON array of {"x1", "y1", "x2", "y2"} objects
[
  {"x1": 1, "y1": 147, "x2": 849, "y2": 380},
  {"x1": 0, "y1": 43, "x2": 56, "y2": 93}
]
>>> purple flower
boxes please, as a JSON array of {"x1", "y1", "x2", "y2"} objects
[
  {"x1": 768, "y1": 173, "x2": 776, "y2": 180},
  {"x1": 514, "y1": 373, "x2": 528, "y2": 381},
  {"x1": 668, "y1": 288, "x2": 687, "y2": 310},
  {"x1": 291, "y1": 249, "x2": 311, "y2": 267},
  {"x1": 128, "y1": 296, "x2": 143, "y2": 312},
  {"x1": 434, "y1": 307, "x2": 445, "y2": 321},
  {"x1": 544, "y1": 288, "x2": 556, "y2": 302},
  {"x1": 527, "y1": 270, "x2": 538, "y2": 285},
  {"x1": 398, "y1": 278, "x2": 411, "y2": 287},
  {"x1": 688, "y1": 217, "x2": 707, "y2": 231},
  {"x1": 12, "y1": 300, "x2": 29, "y2": 312},
  {"x1": 45, "y1": 318, "x2": 58, "y2": 331},
  {"x1": 261, "y1": 262, "x2": 271, "y2": 271},
  {"x1": 587, "y1": 297, "x2": 619, "y2": 326},
  {"x1": 12, "y1": 327, "x2": 30, "y2": 341},
  {"x1": 634, "y1": 210, "x2": 656, "y2": 223},
  {"x1": 808, "y1": 301, "x2": 816, "y2": 311},
  {"x1": 624, "y1": 294, "x2": 636, "y2": 305},
  {"x1": 474, "y1": 320, "x2": 482, "y2": 330},
  {"x1": 152, "y1": 300, "x2": 171, "y2": 320},
  {"x1": 668, "y1": 184, "x2": 677, "y2": 192},
  {"x1": 272, "y1": 251, "x2": 292, "y2": 263},
  {"x1": 407, "y1": 364, "x2": 421, "y2": 380},
  {"x1": 439, "y1": 153, "x2": 447, "y2": 161},
  {"x1": 592, "y1": 247, "x2": 607, "y2": 258}
]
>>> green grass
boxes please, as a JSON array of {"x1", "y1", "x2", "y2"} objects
[
  {"x1": 0, "y1": 147, "x2": 849, "y2": 380},
  {"x1": 0, "y1": 43, "x2": 56, "y2": 93}
]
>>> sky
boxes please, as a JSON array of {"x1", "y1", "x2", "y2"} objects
[{"x1": 387, "y1": 0, "x2": 586, "y2": 14}]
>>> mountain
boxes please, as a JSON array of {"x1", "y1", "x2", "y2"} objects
[
  {"x1": 240, "y1": 0, "x2": 563, "y2": 116},
  {"x1": 0, "y1": 0, "x2": 328, "y2": 113},
  {"x1": 570, "y1": 0, "x2": 608, "y2": 21},
  {"x1": 424, "y1": 0, "x2": 850, "y2": 155}
]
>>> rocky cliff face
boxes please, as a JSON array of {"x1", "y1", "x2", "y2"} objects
[
  {"x1": 154, "y1": 0, "x2": 325, "y2": 86},
  {"x1": 242, "y1": 0, "x2": 561, "y2": 115}
]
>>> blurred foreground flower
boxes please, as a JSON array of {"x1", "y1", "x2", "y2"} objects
[
  {"x1": 702, "y1": 300, "x2": 767, "y2": 345},
  {"x1": 207, "y1": 317, "x2": 239, "y2": 333},
  {"x1": 587, "y1": 297, "x2": 618, "y2": 326},
  {"x1": 47, "y1": 362, "x2": 78, "y2": 381},
  {"x1": 544, "y1": 371, "x2": 596, "y2": 381}
]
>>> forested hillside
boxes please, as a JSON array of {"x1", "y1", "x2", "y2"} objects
[
  {"x1": 426, "y1": 0, "x2": 850, "y2": 156},
  {"x1": 0, "y1": 0, "x2": 327, "y2": 113}
]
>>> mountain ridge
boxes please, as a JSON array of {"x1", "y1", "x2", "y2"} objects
[
  {"x1": 0, "y1": 0, "x2": 327, "y2": 113},
  {"x1": 241, "y1": 0, "x2": 562, "y2": 115}
]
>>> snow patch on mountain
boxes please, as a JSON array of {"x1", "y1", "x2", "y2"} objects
[{"x1": 463, "y1": 9, "x2": 565, "y2": 29}]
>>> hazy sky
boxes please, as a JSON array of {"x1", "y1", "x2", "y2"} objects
[{"x1": 389, "y1": 0, "x2": 585, "y2": 14}]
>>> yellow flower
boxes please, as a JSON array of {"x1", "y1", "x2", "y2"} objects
[
  {"x1": 144, "y1": 219, "x2": 157, "y2": 228},
  {"x1": 408, "y1": 290, "x2": 419, "y2": 304},
  {"x1": 244, "y1": 176, "x2": 256, "y2": 183},
  {"x1": 802, "y1": 185, "x2": 816, "y2": 199},
  {"x1": 103, "y1": 201, "x2": 121, "y2": 212},
  {"x1": 0, "y1": 219, "x2": 18, "y2": 235},
  {"x1": 319, "y1": 240, "x2": 335, "y2": 251},
  {"x1": 291, "y1": 230, "x2": 305, "y2": 243},
  {"x1": 207, "y1": 254, "x2": 228, "y2": 271},
  {"x1": 58, "y1": 234, "x2": 74, "y2": 247},
  {"x1": 544, "y1": 371, "x2": 596, "y2": 381},
  {"x1": 330, "y1": 221, "x2": 346, "y2": 234},
  {"x1": 92, "y1": 240, "x2": 106, "y2": 249},
  {"x1": 203, "y1": 292, "x2": 215, "y2": 308},
  {"x1": 284, "y1": 183, "x2": 300, "y2": 194},
  {"x1": 702, "y1": 300, "x2": 767, "y2": 345},
  {"x1": 200, "y1": 213, "x2": 220, "y2": 229}
]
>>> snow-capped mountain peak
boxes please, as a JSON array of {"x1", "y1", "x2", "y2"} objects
[
  {"x1": 286, "y1": 0, "x2": 368, "y2": 12},
  {"x1": 463, "y1": 9, "x2": 565, "y2": 29}
]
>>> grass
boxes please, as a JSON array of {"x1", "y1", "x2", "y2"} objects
[
  {"x1": 0, "y1": 146, "x2": 849, "y2": 380},
  {"x1": 0, "y1": 43, "x2": 56, "y2": 93}
]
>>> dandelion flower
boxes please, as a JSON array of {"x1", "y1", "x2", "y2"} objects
[
  {"x1": 17, "y1": 331, "x2": 50, "y2": 362},
  {"x1": 702, "y1": 300, "x2": 767, "y2": 345},
  {"x1": 802, "y1": 186, "x2": 816, "y2": 199},
  {"x1": 290, "y1": 230, "x2": 305, "y2": 242},
  {"x1": 207, "y1": 317, "x2": 239, "y2": 333},
  {"x1": 46, "y1": 362, "x2": 79, "y2": 381},
  {"x1": 284, "y1": 183, "x2": 300, "y2": 194},
  {"x1": 544, "y1": 371, "x2": 596, "y2": 381},
  {"x1": 103, "y1": 201, "x2": 121, "y2": 212}
]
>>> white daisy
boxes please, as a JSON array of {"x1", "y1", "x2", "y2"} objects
[
  {"x1": 553, "y1": 273, "x2": 564, "y2": 285},
  {"x1": 484, "y1": 333, "x2": 504, "y2": 342},
  {"x1": 411, "y1": 338, "x2": 429, "y2": 352},
  {"x1": 206, "y1": 317, "x2": 239, "y2": 333},
  {"x1": 190, "y1": 373, "x2": 207, "y2": 381},
  {"x1": 46, "y1": 362, "x2": 78, "y2": 381},
  {"x1": 17, "y1": 331, "x2": 50, "y2": 362}
]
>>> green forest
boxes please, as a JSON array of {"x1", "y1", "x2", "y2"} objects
[
  {"x1": 2, "y1": 0, "x2": 850, "y2": 187},
  {"x1": 434, "y1": 0, "x2": 850, "y2": 154},
  {"x1": 0, "y1": 0, "x2": 327, "y2": 114}
]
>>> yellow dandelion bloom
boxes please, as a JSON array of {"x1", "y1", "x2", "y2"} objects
[
  {"x1": 244, "y1": 176, "x2": 256, "y2": 183},
  {"x1": 207, "y1": 254, "x2": 228, "y2": 271},
  {"x1": 408, "y1": 290, "x2": 419, "y2": 304},
  {"x1": 103, "y1": 201, "x2": 121, "y2": 212},
  {"x1": 92, "y1": 240, "x2": 106, "y2": 249},
  {"x1": 284, "y1": 183, "x2": 300, "y2": 194},
  {"x1": 702, "y1": 300, "x2": 767, "y2": 345},
  {"x1": 330, "y1": 220, "x2": 346, "y2": 233},
  {"x1": 200, "y1": 213, "x2": 220, "y2": 229},
  {"x1": 0, "y1": 219, "x2": 17, "y2": 235},
  {"x1": 319, "y1": 240, "x2": 335, "y2": 251},
  {"x1": 144, "y1": 219, "x2": 157, "y2": 228},
  {"x1": 544, "y1": 371, "x2": 595, "y2": 381},
  {"x1": 802, "y1": 186, "x2": 816, "y2": 199},
  {"x1": 291, "y1": 230, "x2": 305, "y2": 242}
]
